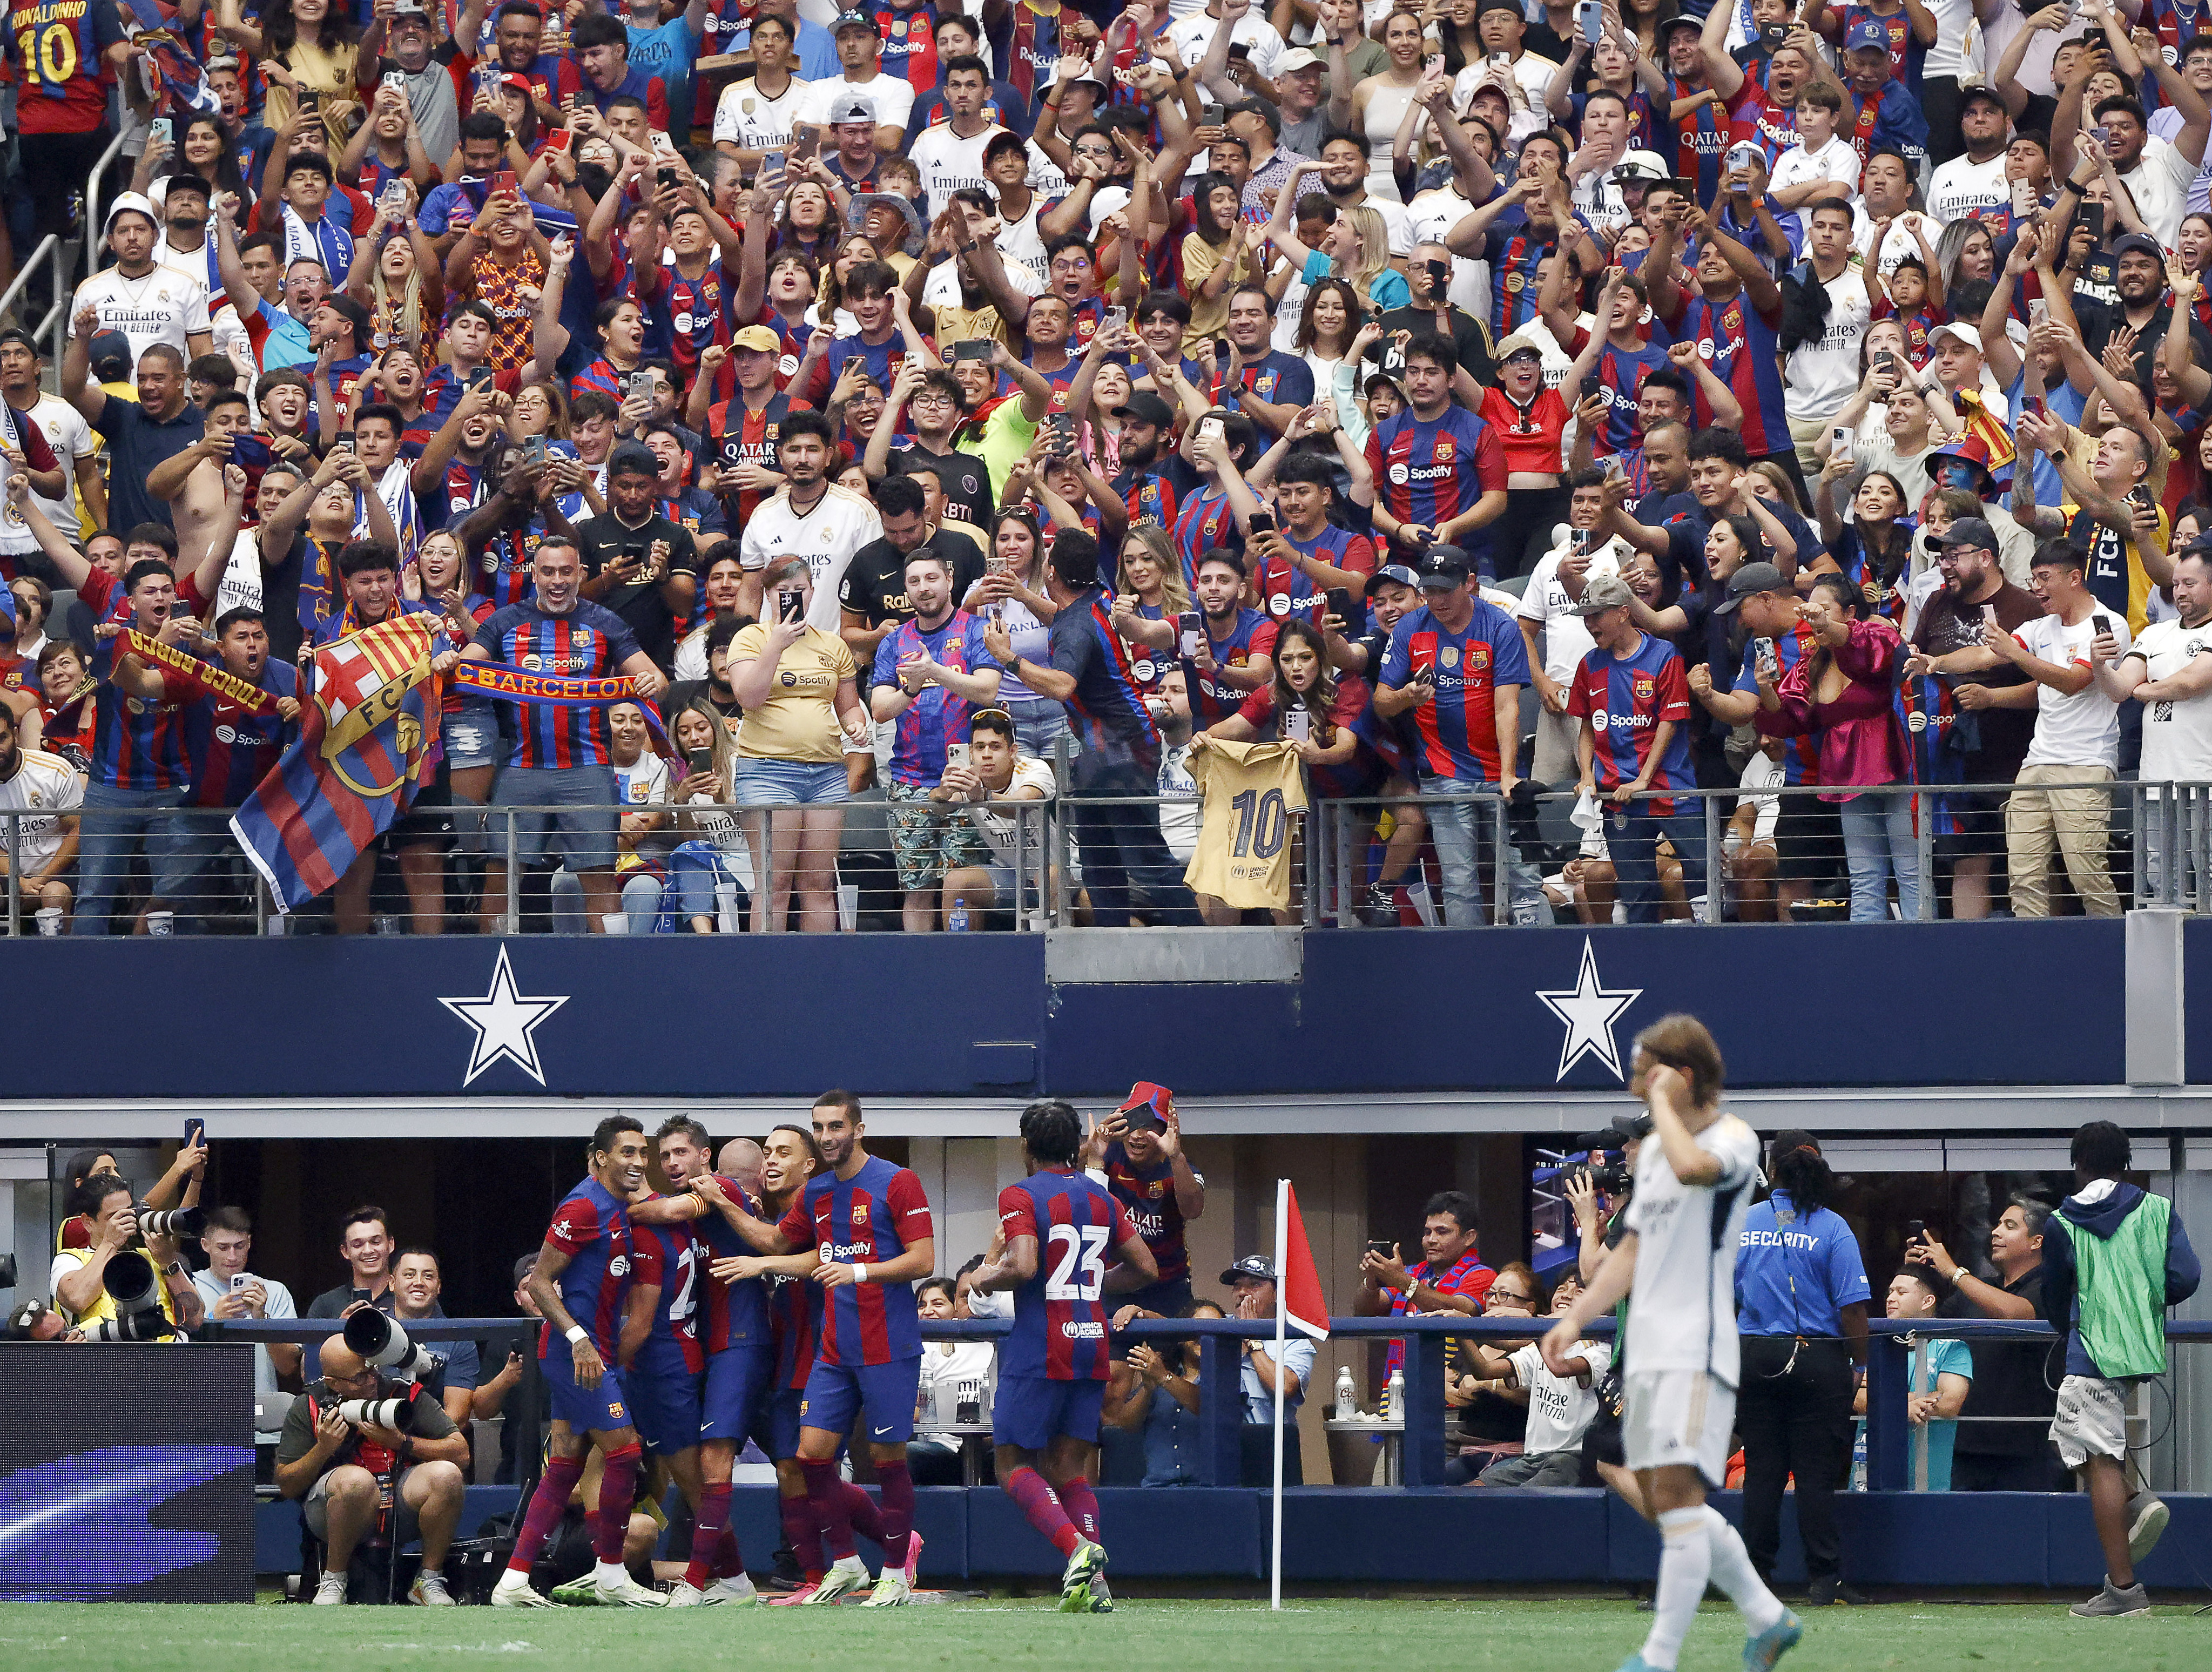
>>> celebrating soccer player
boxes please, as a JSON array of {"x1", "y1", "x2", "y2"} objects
[{"x1": 970, "y1": 1100, "x2": 1157, "y2": 1613}]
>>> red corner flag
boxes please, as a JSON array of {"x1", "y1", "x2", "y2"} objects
[{"x1": 1280, "y1": 1182, "x2": 1330, "y2": 1341}]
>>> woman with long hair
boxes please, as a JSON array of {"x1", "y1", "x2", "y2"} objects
[
  {"x1": 1294, "y1": 276, "x2": 1365, "y2": 396},
  {"x1": 813, "y1": 233, "x2": 880, "y2": 335},
  {"x1": 1815, "y1": 460, "x2": 1914, "y2": 615},
  {"x1": 726, "y1": 556, "x2": 869, "y2": 931},
  {"x1": 1329, "y1": 8, "x2": 1429, "y2": 205},
  {"x1": 1114, "y1": 525, "x2": 1192, "y2": 700},
  {"x1": 775, "y1": 178, "x2": 844, "y2": 269},
  {"x1": 661, "y1": 697, "x2": 752, "y2": 933},
  {"x1": 970, "y1": 509, "x2": 1068, "y2": 758},
  {"x1": 174, "y1": 112, "x2": 253, "y2": 208},
  {"x1": 1181, "y1": 173, "x2": 1258, "y2": 348},
  {"x1": 1103, "y1": 1298, "x2": 1225, "y2": 1487},
  {"x1": 1438, "y1": 0, "x2": 1486, "y2": 75},
  {"x1": 1264, "y1": 165, "x2": 1410, "y2": 319},
  {"x1": 403, "y1": 530, "x2": 498, "y2": 807},
  {"x1": 1935, "y1": 218, "x2": 1996, "y2": 295},
  {"x1": 348, "y1": 192, "x2": 443, "y2": 350},
  {"x1": 1753, "y1": 573, "x2": 1916, "y2": 921},
  {"x1": 219, "y1": 0, "x2": 360, "y2": 150}
]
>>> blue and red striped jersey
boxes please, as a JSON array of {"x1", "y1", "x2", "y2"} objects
[
  {"x1": 1258, "y1": 524, "x2": 1374, "y2": 627},
  {"x1": 1183, "y1": 606, "x2": 1278, "y2": 729},
  {"x1": 1102, "y1": 1141, "x2": 1195, "y2": 1287},
  {"x1": 1670, "y1": 76, "x2": 1730, "y2": 205},
  {"x1": 998, "y1": 1168, "x2": 1135, "y2": 1381},
  {"x1": 1566, "y1": 325, "x2": 1668, "y2": 457},
  {"x1": 645, "y1": 257, "x2": 736, "y2": 400},
  {"x1": 1566, "y1": 631, "x2": 1695, "y2": 812},
  {"x1": 871, "y1": 1, "x2": 943, "y2": 93},
  {"x1": 1479, "y1": 224, "x2": 1550, "y2": 340},
  {"x1": 89, "y1": 635, "x2": 191, "y2": 792},
  {"x1": 169, "y1": 656, "x2": 299, "y2": 809},
  {"x1": 470, "y1": 600, "x2": 644, "y2": 768},
  {"x1": 1049, "y1": 587, "x2": 1163, "y2": 765},
  {"x1": 1364, "y1": 407, "x2": 1508, "y2": 567},
  {"x1": 1170, "y1": 483, "x2": 1238, "y2": 588},
  {"x1": 873, "y1": 610, "x2": 1002, "y2": 785},
  {"x1": 1378, "y1": 600, "x2": 1532, "y2": 783},
  {"x1": 1726, "y1": 82, "x2": 1799, "y2": 168},
  {"x1": 688, "y1": 1177, "x2": 772, "y2": 1354},
  {"x1": 1115, "y1": 463, "x2": 1180, "y2": 532},
  {"x1": 1733, "y1": 621, "x2": 1822, "y2": 785},
  {"x1": 777, "y1": 1156, "x2": 933, "y2": 1367},
  {"x1": 630, "y1": 1212, "x2": 706, "y2": 1374},
  {"x1": 1653, "y1": 284, "x2": 1788, "y2": 457},
  {"x1": 769, "y1": 1269, "x2": 822, "y2": 1391},
  {"x1": 540, "y1": 1176, "x2": 633, "y2": 1360}
]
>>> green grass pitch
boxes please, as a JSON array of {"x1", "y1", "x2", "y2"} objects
[{"x1": 1, "y1": 1598, "x2": 2204, "y2": 1671}]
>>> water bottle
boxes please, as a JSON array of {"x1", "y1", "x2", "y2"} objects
[
  {"x1": 1334, "y1": 1365, "x2": 1356, "y2": 1419},
  {"x1": 947, "y1": 899, "x2": 970, "y2": 932},
  {"x1": 1384, "y1": 1368, "x2": 1404, "y2": 1422}
]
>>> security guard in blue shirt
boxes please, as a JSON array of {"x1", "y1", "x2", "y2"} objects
[{"x1": 1735, "y1": 1130, "x2": 1872, "y2": 1606}]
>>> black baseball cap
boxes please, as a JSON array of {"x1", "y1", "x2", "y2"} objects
[
  {"x1": 1118, "y1": 392, "x2": 1174, "y2": 429},
  {"x1": 1222, "y1": 1255, "x2": 1277, "y2": 1284},
  {"x1": 1416, "y1": 547, "x2": 1472, "y2": 588},
  {"x1": 0, "y1": 326, "x2": 41, "y2": 359},
  {"x1": 1711, "y1": 560, "x2": 1786, "y2": 615},
  {"x1": 1937, "y1": 516, "x2": 2000, "y2": 553}
]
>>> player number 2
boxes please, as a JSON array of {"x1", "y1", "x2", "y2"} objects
[
  {"x1": 1044, "y1": 1223, "x2": 1109, "y2": 1302},
  {"x1": 1228, "y1": 787, "x2": 1287, "y2": 859},
  {"x1": 666, "y1": 1244, "x2": 699, "y2": 1324}
]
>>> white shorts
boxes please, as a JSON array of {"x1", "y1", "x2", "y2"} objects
[
  {"x1": 2051, "y1": 1373, "x2": 2129, "y2": 1469},
  {"x1": 1623, "y1": 1368, "x2": 1736, "y2": 1489}
]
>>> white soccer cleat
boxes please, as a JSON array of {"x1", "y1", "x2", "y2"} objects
[
  {"x1": 665, "y1": 1581, "x2": 705, "y2": 1608},
  {"x1": 859, "y1": 1571, "x2": 913, "y2": 1607},
  {"x1": 801, "y1": 1555, "x2": 871, "y2": 1604},
  {"x1": 702, "y1": 1574, "x2": 761, "y2": 1606},
  {"x1": 407, "y1": 1570, "x2": 455, "y2": 1606},
  {"x1": 313, "y1": 1570, "x2": 348, "y2": 1606},
  {"x1": 592, "y1": 1566, "x2": 667, "y2": 1607},
  {"x1": 489, "y1": 1570, "x2": 556, "y2": 1608}
]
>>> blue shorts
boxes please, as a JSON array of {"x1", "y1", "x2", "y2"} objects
[
  {"x1": 543, "y1": 1348, "x2": 633, "y2": 1434},
  {"x1": 491, "y1": 764, "x2": 618, "y2": 870},
  {"x1": 625, "y1": 1337, "x2": 703, "y2": 1455},
  {"x1": 698, "y1": 1344, "x2": 777, "y2": 1446},
  {"x1": 801, "y1": 1357, "x2": 921, "y2": 1445},
  {"x1": 993, "y1": 1373, "x2": 1105, "y2": 1452},
  {"x1": 761, "y1": 1385, "x2": 807, "y2": 1461},
  {"x1": 731, "y1": 757, "x2": 850, "y2": 806}
]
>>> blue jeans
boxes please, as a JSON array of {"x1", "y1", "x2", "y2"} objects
[
  {"x1": 1424, "y1": 779, "x2": 1543, "y2": 926},
  {"x1": 1604, "y1": 801, "x2": 1709, "y2": 923},
  {"x1": 73, "y1": 783, "x2": 188, "y2": 935},
  {"x1": 1006, "y1": 695, "x2": 1071, "y2": 761},
  {"x1": 548, "y1": 867, "x2": 664, "y2": 933},
  {"x1": 1837, "y1": 789, "x2": 1919, "y2": 922},
  {"x1": 665, "y1": 840, "x2": 750, "y2": 927},
  {"x1": 1067, "y1": 753, "x2": 1196, "y2": 927}
]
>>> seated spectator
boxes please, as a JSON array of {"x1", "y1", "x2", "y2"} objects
[
  {"x1": 57, "y1": 1138, "x2": 204, "y2": 1252},
  {"x1": 274, "y1": 1334, "x2": 470, "y2": 1607},
  {"x1": 1103, "y1": 1299, "x2": 1226, "y2": 1488},
  {"x1": 1356, "y1": 1189, "x2": 1495, "y2": 1391},
  {"x1": 391, "y1": 1247, "x2": 478, "y2": 1429},
  {"x1": 306, "y1": 1205, "x2": 398, "y2": 1318},
  {"x1": 1854, "y1": 1268, "x2": 1971, "y2": 1492},
  {"x1": 909, "y1": 1276, "x2": 996, "y2": 1487},
  {"x1": 192, "y1": 1207, "x2": 304, "y2": 1441},
  {"x1": 1443, "y1": 1261, "x2": 1538, "y2": 1485},
  {"x1": 1457, "y1": 1272, "x2": 1611, "y2": 1488},
  {"x1": 493, "y1": 1252, "x2": 545, "y2": 1487},
  {"x1": 936, "y1": 707, "x2": 1058, "y2": 928},
  {"x1": 1222, "y1": 1254, "x2": 1315, "y2": 1486}
]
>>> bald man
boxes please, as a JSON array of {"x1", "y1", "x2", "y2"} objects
[
  {"x1": 273, "y1": 1334, "x2": 470, "y2": 1604},
  {"x1": 718, "y1": 1138, "x2": 765, "y2": 1202}
]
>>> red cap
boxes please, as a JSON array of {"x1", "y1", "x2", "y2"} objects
[{"x1": 1116, "y1": 1081, "x2": 1173, "y2": 1125}]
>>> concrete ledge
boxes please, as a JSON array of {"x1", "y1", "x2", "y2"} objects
[{"x1": 1045, "y1": 926, "x2": 1303, "y2": 985}]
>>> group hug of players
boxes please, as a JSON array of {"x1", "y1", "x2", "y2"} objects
[{"x1": 492, "y1": 1090, "x2": 1164, "y2": 1610}]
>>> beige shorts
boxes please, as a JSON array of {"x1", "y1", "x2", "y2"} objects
[
  {"x1": 2051, "y1": 1373, "x2": 2129, "y2": 1469},
  {"x1": 1623, "y1": 1368, "x2": 1736, "y2": 1489}
]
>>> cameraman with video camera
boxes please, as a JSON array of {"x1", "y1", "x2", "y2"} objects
[
  {"x1": 275, "y1": 1334, "x2": 469, "y2": 1606},
  {"x1": 49, "y1": 1173, "x2": 205, "y2": 1336},
  {"x1": 1567, "y1": 1115, "x2": 1643, "y2": 1509}
]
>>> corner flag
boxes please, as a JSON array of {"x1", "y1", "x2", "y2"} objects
[{"x1": 1279, "y1": 1182, "x2": 1330, "y2": 1341}]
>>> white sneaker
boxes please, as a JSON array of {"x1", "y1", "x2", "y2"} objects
[
  {"x1": 702, "y1": 1575, "x2": 761, "y2": 1606},
  {"x1": 490, "y1": 1570, "x2": 557, "y2": 1609},
  {"x1": 407, "y1": 1571, "x2": 455, "y2": 1606},
  {"x1": 592, "y1": 1565, "x2": 667, "y2": 1607},
  {"x1": 802, "y1": 1555, "x2": 870, "y2": 1604},
  {"x1": 665, "y1": 1581, "x2": 705, "y2": 1608},
  {"x1": 859, "y1": 1572, "x2": 912, "y2": 1608},
  {"x1": 313, "y1": 1571, "x2": 348, "y2": 1606}
]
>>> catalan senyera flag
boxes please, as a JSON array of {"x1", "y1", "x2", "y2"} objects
[{"x1": 231, "y1": 615, "x2": 441, "y2": 914}]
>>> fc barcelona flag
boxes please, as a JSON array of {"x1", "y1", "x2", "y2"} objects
[
  {"x1": 230, "y1": 616, "x2": 441, "y2": 914},
  {"x1": 119, "y1": 0, "x2": 221, "y2": 116}
]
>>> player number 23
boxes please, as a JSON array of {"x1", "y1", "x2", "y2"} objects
[{"x1": 1044, "y1": 1223, "x2": 1109, "y2": 1303}]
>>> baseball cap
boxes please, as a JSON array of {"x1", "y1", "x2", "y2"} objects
[
  {"x1": 1572, "y1": 570, "x2": 1635, "y2": 616},
  {"x1": 389, "y1": 2, "x2": 431, "y2": 22},
  {"x1": 1770, "y1": 1129, "x2": 1823, "y2": 1163},
  {"x1": 1222, "y1": 1255, "x2": 1277, "y2": 1284},
  {"x1": 1416, "y1": 547, "x2": 1472, "y2": 588},
  {"x1": 1937, "y1": 515, "x2": 2000, "y2": 553},
  {"x1": 1495, "y1": 330, "x2": 1545, "y2": 363},
  {"x1": 1660, "y1": 13, "x2": 1703, "y2": 37},
  {"x1": 1926, "y1": 321, "x2": 1982, "y2": 354},
  {"x1": 1117, "y1": 1080, "x2": 1174, "y2": 1131},
  {"x1": 1475, "y1": 0, "x2": 1521, "y2": 14},
  {"x1": 87, "y1": 330, "x2": 134, "y2": 381},
  {"x1": 1375, "y1": 563, "x2": 1422, "y2": 589},
  {"x1": 832, "y1": 7, "x2": 874, "y2": 31},
  {"x1": 1845, "y1": 19, "x2": 1892, "y2": 52},
  {"x1": 1120, "y1": 391, "x2": 1175, "y2": 429},
  {"x1": 1922, "y1": 435, "x2": 1999, "y2": 490},
  {"x1": 731, "y1": 323, "x2": 780, "y2": 353},
  {"x1": 501, "y1": 72, "x2": 535, "y2": 97},
  {"x1": 0, "y1": 326, "x2": 42, "y2": 359},
  {"x1": 1711, "y1": 560, "x2": 1787, "y2": 615},
  {"x1": 828, "y1": 91, "x2": 878, "y2": 125},
  {"x1": 1957, "y1": 79, "x2": 2006, "y2": 114},
  {"x1": 104, "y1": 191, "x2": 159, "y2": 233},
  {"x1": 2111, "y1": 231, "x2": 2166, "y2": 265},
  {"x1": 1610, "y1": 1110, "x2": 1655, "y2": 1141},
  {"x1": 1274, "y1": 47, "x2": 1325, "y2": 74}
]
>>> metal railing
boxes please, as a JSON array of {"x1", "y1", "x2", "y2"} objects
[
  {"x1": 4, "y1": 776, "x2": 2194, "y2": 934},
  {"x1": 0, "y1": 235, "x2": 74, "y2": 383}
]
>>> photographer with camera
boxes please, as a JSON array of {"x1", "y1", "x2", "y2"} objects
[
  {"x1": 56, "y1": 1138, "x2": 206, "y2": 1253},
  {"x1": 1567, "y1": 1114, "x2": 1644, "y2": 1509},
  {"x1": 275, "y1": 1333, "x2": 469, "y2": 1607},
  {"x1": 49, "y1": 1173, "x2": 204, "y2": 1336},
  {"x1": 5, "y1": 1298, "x2": 85, "y2": 1341}
]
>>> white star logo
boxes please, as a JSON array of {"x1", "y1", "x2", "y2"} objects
[
  {"x1": 1535, "y1": 938, "x2": 1642, "y2": 1082},
  {"x1": 437, "y1": 947, "x2": 569, "y2": 1088}
]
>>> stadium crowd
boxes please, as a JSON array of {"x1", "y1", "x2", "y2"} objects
[{"x1": 9, "y1": 0, "x2": 2212, "y2": 933}]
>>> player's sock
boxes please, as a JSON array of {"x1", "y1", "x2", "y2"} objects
[
  {"x1": 838, "y1": 1479, "x2": 887, "y2": 1545},
  {"x1": 1058, "y1": 1477, "x2": 1102, "y2": 1546},
  {"x1": 684, "y1": 1482, "x2": 736, "y2": 1593},
  {"x1": 874, "y1": 1459, "x2": 915, "y2": 1568},
  {"x1": 1642, "y1": 1506, "x2": 1715, "y2": 1671},
  {"x1": 779, "y1": 1491, "x2": 826, "y2": 1580},
  {"x1": 504, "y1": 1454, "x2": 585, "y2": 1575},
  {"x1": 713, "y1": 1525, "x2": 744, "y2": 1581},
  {"x1": 1702, "y1": 1506, "x2": 1786, "y2": 1633},
  {"x1": 1003, "y1": 1465, "x2": 1082, "y2": 1559},
  {"x1": 592, "y1": 1444, "x2": 645, "y2": 1566},
  {"x1": 801, "y1": 1458, "x2": 859, "y2": 1561}
]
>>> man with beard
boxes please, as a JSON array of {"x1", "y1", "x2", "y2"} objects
[
  {"x1": 738, "y1": 411, "x2": 885, "y2": 627},
  {"x1": 959, "y1": 223, "x2": 1112, "y2": 359},
  {"x1": 698, "y1": 326, "x2": 810, "y2": 532},
  {"x1": 867, "y1": 363, "x2": 995, "y2": 538},
  {"x1": 2079, "y1": 232, "x2": 2212, "y2": 397},
  {"x1": 62, "y1": 321, "x2": 207, "y2": 537},
  {"x1": 71, "y1": 196, "x2": 216, "y2": 368},
  {"x1": 2103, "y1": 542, "x2": 2212, "y2": 901},
  {"x1": 1108, "y1": 392, "x2": 1189, "y2": 534}
]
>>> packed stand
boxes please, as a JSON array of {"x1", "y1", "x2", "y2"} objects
[{"x1": 12, "y1": 0, "x2": 2212, "y2": 933}]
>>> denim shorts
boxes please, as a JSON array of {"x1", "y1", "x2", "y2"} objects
[
  {"x1": 731, "y1": 757, "x2": 850, "y2": 807},
  {"x1": 489, "y1": 765, "x2": 618, "y2": 871},
  {"x1": 443, "y1": 705, "x2": 501, "y2": 773}
]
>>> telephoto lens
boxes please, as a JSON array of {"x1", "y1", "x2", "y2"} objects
[
  {"x1": 135, "y1": 1205, "x2": 206, "y2": 1239},
  {"x1": 84, "y1": 1253, "x2": 180, "y2": 1341},
  {"x1": 84, "y1": 1309, "x2": 178, "y2": 1342},
  {"x1": 336, "y1": 1393, "x2": 423, "y2": 1433},
  {"x1": 342, "y1": 1307, "x2": 423, "y2": 1374}
]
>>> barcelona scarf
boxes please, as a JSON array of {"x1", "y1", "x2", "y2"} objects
[
  {"x1": 124, "y1": 631, "x2": 281, "y2": 716},
  {"x1": 451, "y1": 660, "x2": 679, "y2": 760}
]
